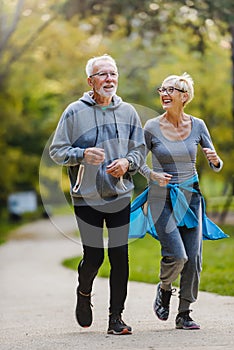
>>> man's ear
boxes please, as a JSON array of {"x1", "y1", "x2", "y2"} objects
[{"x1": 87, "y1": 77, "x2": 93, "y2": 87}]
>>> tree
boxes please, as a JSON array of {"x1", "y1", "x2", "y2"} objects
[
  {"x1": 179, "y1": 0, "x2": 233, "y2": 121},
  {"x1": 0, "y1": 0, "x2": 232, "y2": 217},
  {"x1": 0, "y1": 0, "x2": 105, "y2": 210},
  {"x1": 0, "y1": 0, "x2": 57, "y2": 89},
  {"x1": 61, "y1": 0, "x2": 233, "y2": 188},
  {"x1": 174, "y1": 0, "x2": 234, "y2": 217}
]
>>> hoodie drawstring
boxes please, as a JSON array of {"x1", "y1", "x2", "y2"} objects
[
  {"x1": 94, "y1": 108, "x2": 99, "y2": 146},
  {"x1": 113, "y1": 110, "x2": 120, "y2": 143}
]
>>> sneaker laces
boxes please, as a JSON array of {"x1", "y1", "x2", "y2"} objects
[
  {"x1": 110, "y1": 314, "x2": 126, "y2": 325},
  {"x1": 161, "y1": 287, "x2": 176, "y2": 307},
  {"x1": 78, "y1": 291, "x2": 93, "y2": 308},
  {"x1": 179, "y1": 310, "x2": 193, "y2": 321},
  {"x1": 118, "y1": 317, "x2": 127, "y2": 326}
]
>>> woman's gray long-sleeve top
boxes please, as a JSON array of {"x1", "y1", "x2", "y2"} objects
[{"x1": 140, "y1": 115, "x2": 223, "y2": 184}]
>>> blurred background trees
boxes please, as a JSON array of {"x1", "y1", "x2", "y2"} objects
[{"x1": 0, "y1": 0, "x2": 233, "y2": 216}]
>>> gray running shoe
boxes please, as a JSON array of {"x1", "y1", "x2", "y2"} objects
[
  {"x1": 107, "y1": 314, "x2": 132, "y2": 335},
  {"x1": 153, "y1": 283, "x2": 175, "y2": 321},
  {"x1": 176, "y1": 310, "x2": 200, "y2": 330}
]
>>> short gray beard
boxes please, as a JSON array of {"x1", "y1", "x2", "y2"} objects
[{"x1": 96, "y1": 85, "x2": 117, "y2": 98}]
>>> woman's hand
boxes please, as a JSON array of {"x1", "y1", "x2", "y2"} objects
[
  {"x1": 150, "y1": 171, "x2": 172, "y2": 186},
  {"x1": 203, "y1": 148, "x2": 220, "y2": 167}
]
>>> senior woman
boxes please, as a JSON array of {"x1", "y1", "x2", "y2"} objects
[{"x1": 140, "y1": 73, "x2": 223, "y2": 330}]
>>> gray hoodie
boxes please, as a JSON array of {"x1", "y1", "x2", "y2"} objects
[{"x1": 49, "y1": 91, "x2": 145, "y2": 206}]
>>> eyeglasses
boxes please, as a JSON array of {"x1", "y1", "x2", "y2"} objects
[
  {"x1": 157, "y1": 86, "x2": 187, "y2": 95},
  {"x1": 89, "y1": 71, "x2": 119, "y2": 79}
]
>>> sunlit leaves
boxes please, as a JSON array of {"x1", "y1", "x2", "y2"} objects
[{"x1": 0, "y1": 0, "x2": 232, "y2": 208}]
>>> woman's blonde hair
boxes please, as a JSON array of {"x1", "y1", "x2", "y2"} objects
[{"x1": 162, "y1": 72, "x2": 194, "y2": 106}]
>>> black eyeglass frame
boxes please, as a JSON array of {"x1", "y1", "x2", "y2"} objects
[{"x1": 157, "y1": 86, "x2": 187, "y2": 94}]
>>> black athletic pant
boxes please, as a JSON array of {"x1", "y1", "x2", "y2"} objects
[{"x1": 74, "y1": 198, "x2": 130, "y2": 315}]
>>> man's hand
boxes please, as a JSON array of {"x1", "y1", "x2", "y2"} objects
[
  {"x1": 83, "y1": 147, "x2": 105, "y2": 165},
  {"x1": 106, "y1": 158, "x2": 129, "y2": 178}
]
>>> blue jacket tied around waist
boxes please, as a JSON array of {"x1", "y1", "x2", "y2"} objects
[{"x1": 129, "y1": 175, "x2": 228, "y2": 240}]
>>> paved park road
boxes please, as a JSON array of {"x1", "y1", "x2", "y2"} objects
[{"x1": 0, "y1": 215, "x2": 234, "y2": 350}]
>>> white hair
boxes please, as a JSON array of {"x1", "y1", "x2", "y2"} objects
[
  {"x1": 162, "y1": 72, "x2": 194, "y2": 106},
  {"x1": 85, "y1": 54, "x2": 118, "y2": 77}
]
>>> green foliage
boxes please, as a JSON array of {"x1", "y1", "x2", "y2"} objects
[
  {"x1": 0, "y1": 0, "x2": 232, "y2": 210},
  {"x1": 62, "y1": 224, "x2": 234, "y2": 296}
]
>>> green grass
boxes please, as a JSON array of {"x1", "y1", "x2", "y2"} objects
[
  {"x1": 1, "y1": 198, "x2": 233, "y2": 296},
  {"x1": 62, "y1": 224, "x2": 234, "y2": 296},
  {"x1": 0, "y1": 206, "x2": 47, "y2": 245},
  {"x1": 200, "y1": 229, "x2": 234, "y2": 295},
  {"x1": 0, "y1": 220, "x2": 19, "y2": 245}
]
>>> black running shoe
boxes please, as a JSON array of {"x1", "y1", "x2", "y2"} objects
[
  {"x1": 176, "y1": 310, "x2": 200, "y2": 330},
  {"x1": 75, "y1": 289, "x2": 93, "y2": 328},
  {"x1": 153, "y1": 283, "x2": 175, "y2": 321},
  {"x1": 107, "y1": 314, "x2": 132, "y2": 335}
]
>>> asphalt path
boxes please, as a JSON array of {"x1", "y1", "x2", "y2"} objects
[{"x1": 0, "y1": 215, "x2": 234, "y2": 350}]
